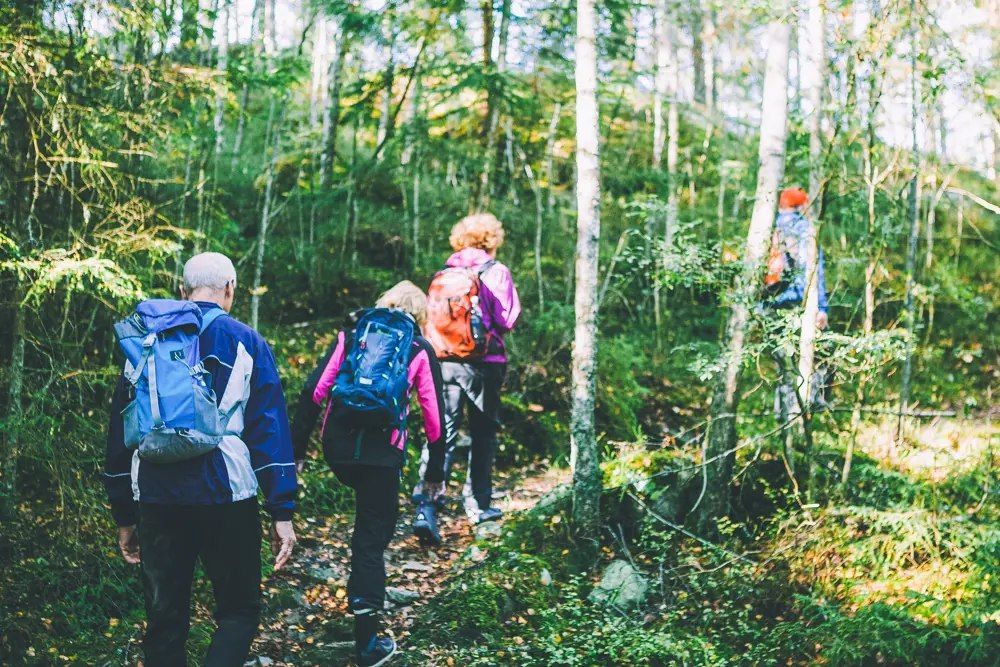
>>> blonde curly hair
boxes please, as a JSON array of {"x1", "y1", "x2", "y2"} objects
[
  {"x1": 449, "y1": 213, "x2": 506, "y2": 253},
  {"x1": 376, "y1": 280, "x2": 428, "y2": 326}
]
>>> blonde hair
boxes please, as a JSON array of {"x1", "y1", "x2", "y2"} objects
[
  {"x1": 376, "y1": 280, "x2": 428, "y2": 326},
  {"x1": 449, "y1": 213, "x2": 506, "y2": 252}
]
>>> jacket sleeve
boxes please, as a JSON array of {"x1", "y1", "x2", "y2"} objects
[
  {"x1": 312, "y1": 332, "x2": 346, "y2": 406},
  {"x1": 482, "y1": 263, "x2": 521, "y2": 333},
  {"x1": 817, "y1": 248, "x2": 829, "y2": 314},
  {"x1": 103, "y1": 372, "x2": 137, "y2": 526},
  {"x1": 243, "y1": 336, "x2": 297, "y2": 521},
  {"x1": 290, "y1": 341, "x2": 339, "y2": 461},
  {"x1": 410, "y1": 341, "x2": 447, "y2": 483}
]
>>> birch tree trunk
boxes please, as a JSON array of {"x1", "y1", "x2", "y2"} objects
[
  {"x1": 309, "y1": 19, "x2": 329, "y2": 128},
  {"x1": 651, "y1": 0, "x2": 669, "y2": 170},
  {"x1": 319, "y1": 29, "x2": 347, "y2": 188},
  {"x1": 897, "y1": 0, "x2": 921, "y2": 446},
  {"x1": 571, "y1": 0, "x2": 602, "y2": 542},
  {"x1": 535, "y1": 102, "x2": 561, "y2": 311},
  {"x1": 476, "y1": 0, "x2": 512, "y2": 210},
  {"x1": 231, "y1": 0, "x2": 262, "y2": 169},
  {"x1": 212, "y1": 0, "x2": 229, "y2": 162},
  {"x1": 797, "y1": 0, "x2": 824, "y2": 428},
  {"x1": 250, "y1": 99, "x2": 286, "y2": 329},
  {"x1": 694, "y1": 17, "x2": 791, "y2": 534},
  {"x1": 691, "y1": 6, "x2": 706, "y2": 105}
]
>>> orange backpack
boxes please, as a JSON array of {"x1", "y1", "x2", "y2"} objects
[
  {"x1": 425, "y1": 262, "x2": 495, "y2": 360},
  {"x1": 764, "y1": 230, "x2": 790, "y2": 291}
]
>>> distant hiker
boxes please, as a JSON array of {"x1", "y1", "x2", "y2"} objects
[
  {"x1": 764, "y1": 187, "x2": 830, "y2": 416},
  {"x1": 422, "y1": 213, "x2": 521, "y2": 524},
  {"x1": 104, "y1": 252, "x2": 297, "y2": 667},
  {"x1": 292, "y1": 281, "x2": 447, "y2": 666}
]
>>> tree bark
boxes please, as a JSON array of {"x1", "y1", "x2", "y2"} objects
[
  {"x1": 1, "y1": 277, "x2": 25, "y2": 517},
  {"x1": 896, "y1": 0, "x2": 920, "y2": 446},
  {"x1": 652, "y1": 0, "x2": 669, "y2": 170},
  {"x1": 475, "y1": 0, "x2": 511, "y2": 210},
  {"x1": 212, "y1": 0, "x2": 230, "y2": 161},
  {"x1": 571, "y1": 0, "x2": 602, "y2": 544},
  {"x1": 320, "y1": 28, "x2": 347, "y2": 188},
  {"x1": 691, "y1": 6, "x2": 706, "y2": 105},
  {"x1": 694, "y1": 17, "x2": 791, "y2": 534},
  {"x1": 250, "y1": 99, "x2": 286, "y2": 329}
]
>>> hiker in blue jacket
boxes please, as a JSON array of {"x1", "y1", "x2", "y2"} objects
[
  {"x1": 103, "y1": 252, "x2": 297, "y2": 667},
  {"x1": 764, "y1": 188, "x2": 831, "y2": 416}
]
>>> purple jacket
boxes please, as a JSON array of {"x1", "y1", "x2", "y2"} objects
[{"x1": 445, "y1": 248, "x2": 521, "y2": 363}]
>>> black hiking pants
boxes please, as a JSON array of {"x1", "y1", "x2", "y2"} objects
[
  {"x1": 138, "y1": 498, "x2": 261, "y2": 667},
  {"x1": 440, "y1": 361, "x2": 506, "y2": 512},
  {"x1": 332, "y1": 464, "x2": 401, "y2": 613}
]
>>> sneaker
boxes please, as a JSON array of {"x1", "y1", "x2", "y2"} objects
[
  {"x1": 357, "y1": 635, "x2": 397, "y2": 667},
  {"x1": 413, "y1": 501, "x2": 442, "y2": 546},
  {"x1": 477, "y1": 507, "x2": 503, "y2": 524}
]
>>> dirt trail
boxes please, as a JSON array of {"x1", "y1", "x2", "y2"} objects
[{"x1": 251, "y1": 464, "x2": 569, "y2": 666}]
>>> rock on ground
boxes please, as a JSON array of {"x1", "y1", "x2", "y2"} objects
[{"x1": 588, "y1": 559, "x2": 649, "y2": 608}]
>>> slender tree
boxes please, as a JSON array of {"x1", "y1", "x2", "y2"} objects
[
  {"x1": 571, "y1": 0, "x2": 602, "y2": 542},
  {"x1": 796, "y1": 0, "x2": 825, "y2": 484},
  {"x1": 694, "y1": 15, "x2": 791, "y2": 533},
  {"x1": 897, "y1": 0, "x2": 921, "y2": 445}
]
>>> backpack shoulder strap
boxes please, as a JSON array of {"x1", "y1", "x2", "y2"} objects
[
  {"x1": 477, "y1": 259, "x2": 498, "y2": 278},
  {"x1": 199, "y1": 307, "x2": 228, "y2": 333}
]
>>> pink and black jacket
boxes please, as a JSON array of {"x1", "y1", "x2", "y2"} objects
[{"x1": 291, "y1": 326, "x2": 447, "y2": 480}]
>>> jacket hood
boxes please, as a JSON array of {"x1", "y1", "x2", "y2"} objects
[{"x1": 446, "y1": 247, "x2": 494, "y2": 268}]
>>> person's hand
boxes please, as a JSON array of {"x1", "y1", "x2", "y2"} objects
[
  {"x1": 271, "y1": 520, "x2": 296, "y2": 571},
  {"x1": 295, "y1": 459, "x2": 305, "y2": 474},
  {"x1": 816, "y1": 311, "x2": 828, "y2": 330},
  {"x1": 117, "y1": 525, "x2": 141, "y2": 564},
  {"x1": 424, "y1": 481, "x2": 446, "y2": 501}
]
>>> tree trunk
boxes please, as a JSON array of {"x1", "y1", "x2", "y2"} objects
[
  {"x1": 475, "y1": 0, "x2": 511, "y2": 210},
  {"x1": 694, "y1": 17, "x2": 790, "y2": 535},
  {"x1": 250, "y1": 99, "x2": 286, "y2": 329},
  {"x1": 535, "y1": 103, "x2": 561, "y2": 312},
  {"x1": 231, "y1": 0, "x2": 262, "y2": 169},
  {"x1": 1, "y1": 277, "x2": 25, "y2": 517},
  {"x1": 703, "y1": 6, "x2": 716, "y2": 111},
  {"x1": 651, "y1": 0, "x2": 669, "y2": 170},
  {"x1": 896, "y1": 0, "x2": 920, "y2": 446},
  {"x1": 309, "y1": 18, "x2": 329, "y2": 128},
  {"x1": 571, "y1": 0, "x2": 602, "y2": 544},
  {"x1": 320, "y1": 28, "x2": 347, "y2": 188},
  {"x1": 691, "y1": 6, "x2": 706, "y2": 105},
  {"x1": 212, "y1": 0, "x2": 229, "y2": 162},
  {"x1": 797, "y1": 0, "x2": 824, "y2": 486},
  {"x1": 376, "y1": 32, "x2": 397, "y2": 152}
]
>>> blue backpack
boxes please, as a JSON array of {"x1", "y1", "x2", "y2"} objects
[
  {"x1": 114, "y1": 299, "x2": 229, "y2": 463},
  {"x1": 330, "y1": 308, "x2": 415, "y2": 437}
]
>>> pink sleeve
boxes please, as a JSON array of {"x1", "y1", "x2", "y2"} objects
[
  {"x1": 407, "y1": 349, "x2": 442, "y2": 444},
  {"x1": 482, "y1": 263, "x2": 521, "y2": 332},
  {"x1": 312, "y1": 332, "x2": 346, "y2": 406}
]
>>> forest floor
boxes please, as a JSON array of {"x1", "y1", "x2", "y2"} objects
[{"x1": 249, "y1": 463, "x2": 570, "y2": 666}]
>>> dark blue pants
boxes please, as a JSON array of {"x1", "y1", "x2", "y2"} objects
[{"x1": 138, "y1": 498, "x2": 261, "y2": 667}]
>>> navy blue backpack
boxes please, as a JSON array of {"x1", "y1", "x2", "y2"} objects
[
  {"x1": 114, "y1": 299, "x2": 229, "y2": 463},
  {"x1": 330, "y1": 308, "x2": 416, "y2": 437}
]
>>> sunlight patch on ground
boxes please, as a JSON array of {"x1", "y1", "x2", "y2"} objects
[{"x1": 854, "y1": 418, "x2": 997, "y2": 482}]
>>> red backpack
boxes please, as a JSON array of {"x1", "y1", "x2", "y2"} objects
[{"x1": 425, "y1": 261, "x2": 495, "y2": 360}]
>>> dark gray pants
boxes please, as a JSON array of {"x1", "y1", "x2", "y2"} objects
[
  {"x1": 439, "y1": 361, "x2": 505, "y2": 511},
  {"x1": 139, "y1": 498, "x2": 261, "y2": 667}
]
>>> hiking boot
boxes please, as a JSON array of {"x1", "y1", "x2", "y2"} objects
[
  {"x1": 477, "y1": 507, "x2": 503, "y2": 524},
  {"x1": 357, "y1": 635, "x2": 397, "y2": 667},
  {"x1": 413, "y1": 501, "x2": 442, "y2": 546}
]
